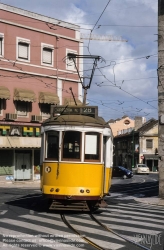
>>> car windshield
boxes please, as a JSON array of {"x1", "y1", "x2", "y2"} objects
[
  {"x1": 118, "y1": 166, "x2": 126, "y2": 171},
  {"x1": 138, "y1": 164, "x2": 147, "y2": 168}
]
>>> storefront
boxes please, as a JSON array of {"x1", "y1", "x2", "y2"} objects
[
  {"x1": 0, "y1": 123, "x2": 41, "y2": 181},
  {"x1": 143, "y1": 154, "x2": 159, "y2": 172}
]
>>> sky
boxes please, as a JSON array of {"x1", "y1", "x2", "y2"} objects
[{"x1": 1, "y1": 0, "x2": 158, "y2": 121}]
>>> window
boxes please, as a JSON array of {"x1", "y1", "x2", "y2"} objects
[
  {"x1": 0, "y1": 99, "x2": 3, "y2": 116},
  {"x1": 66, "y1": 49, "x2": 77, "y2": 71},
  {"x1": 16, "y1": 101, "x2": 30, "y2": 117},
  {"x1": 62, "y1": 131, "x2": 81, "y2": 160},
  {"x1": 0, "y1": 33, "x2": 4, "y2": 57},
  {"x1": 85, "y1": 132, "x2": 100, "y2": 161},
  {"x1": 124, "y1": 119, "x2": 130, "y2": 125},
  {"x1": 46, "y1": 131, "x2": 59, "y2": 160},
  {"x1": 40, "y1": 103, "x2": 50, "y2": 118},
  {"x1": 146, "y1": 139, "x2": 153, "y2": 148},
  {"x1": 17, "y1": 37, "x2": 30, "y2": 62},
  {"x1": 41, "y1": 43, "x2": 54, "y2": 66}
]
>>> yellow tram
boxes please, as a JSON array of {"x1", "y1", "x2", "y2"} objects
[{"x1": 40, "y1": 106, "x2": 113, "y2": 211}]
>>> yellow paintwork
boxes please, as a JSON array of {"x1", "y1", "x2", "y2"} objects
[
  {"x1": 104, "y1": 167, "x2": 112, "y2": 194},
  {"x1": 41, "y1": 162, "x2": 112, "y2": 198}
]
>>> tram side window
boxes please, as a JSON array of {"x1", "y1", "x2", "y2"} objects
[
  {"x1": 62, "y1": 131, "x2": 81, "y2": 160},
  {"x1": 46, "y1": 131, "x2": 59, "y2": 160},
  {"x1": 85, "y1": 132, "x2": 100, "y2": 161}
]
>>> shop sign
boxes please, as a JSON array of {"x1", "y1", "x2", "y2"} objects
[{"x1": 0, "y1": 125, "x2": 40, "y2": 137}]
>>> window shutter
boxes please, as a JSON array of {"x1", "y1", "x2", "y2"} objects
[
  {"x1": 43, "y1": 48, "x2": 52, "y2": 64},
  {"x1": 18, "y1": 42, "x2": 28, "y2": 59},
  {"x1": 146, "y1": 139, "x2": 153, "y2": 148}
]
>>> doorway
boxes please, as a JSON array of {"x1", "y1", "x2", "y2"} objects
[{"x1": 15, "y1": 153, "x2": 31, "y2": 180}]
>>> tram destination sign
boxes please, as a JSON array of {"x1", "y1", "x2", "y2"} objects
[{"x1": 51, "y1": 106, "x2": 98, "y2": 118}]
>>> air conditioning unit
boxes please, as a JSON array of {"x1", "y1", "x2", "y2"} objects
[
  {"x1": 31, "y1": 115, "x2": 42, "y2": 122},
  {"x1": 6, "y1": 113, "x2": 17, "y2": 120}
]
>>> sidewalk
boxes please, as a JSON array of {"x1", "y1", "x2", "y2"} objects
[{"x1": 0, "y1": 175, "x2": 40, "y2": 187}]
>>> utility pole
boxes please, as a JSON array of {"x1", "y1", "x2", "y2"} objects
[{"x1": 158, "y1": 0, "x2": 164, "y2": 198}]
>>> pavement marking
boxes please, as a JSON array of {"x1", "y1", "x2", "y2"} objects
[
  {"x1": 0, "y1": 210, "x2": 7, "y2": 215},
  {"x1": 0, "y1": 226, "x2": 84, "y2": 250},
  {"x1": 0, "y1": 218, "x2": 86, "y2": 250},
  {"x1": 108, "y1": 204, "x2": 164, "y2": 214}
]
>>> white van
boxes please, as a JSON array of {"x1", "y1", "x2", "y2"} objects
[{"x1": 134, "y1": 164, "x2": 149, "y2": 174}]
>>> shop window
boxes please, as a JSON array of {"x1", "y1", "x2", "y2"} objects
[
  {"x1": 146, "y1": 139, "x2": 153, "y2": 148},
  {"x1": 16, "y1": 101, "x2": 30, "y2": 117},
  {"x1": 17, "y1": 38, "x2": 30, "y2": 62},
  {"x1": 46, "y1": 131, "x2": 59, "y2": 160},
  {"x1": 41, "y1": 43, "x2": 54, "y2": 66},
  {"x1": 40, "y1": 103, "x2": 50, "y2": 118},
  {"x1": 85, "y1": 132, "x2": 100, "y2": 161},
  {"x1": 62, "y1": 131, "x2": 81, "y2": 160}
]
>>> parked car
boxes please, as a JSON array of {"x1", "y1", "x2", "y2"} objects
[
  {"x1": 133, "y1": 164, "x2": 149, "y2": 174},
  {"x1": 112, "y1": 166, "x2": 133, "y2": 179}
]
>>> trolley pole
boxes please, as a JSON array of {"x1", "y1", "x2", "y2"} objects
[{"x1": 158, "y1": 0, "x2": 164, "y2": 198}]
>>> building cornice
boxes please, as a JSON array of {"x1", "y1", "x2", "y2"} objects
[{"x1": 0, "y1": 3, "x2": 79, "y2": 31}]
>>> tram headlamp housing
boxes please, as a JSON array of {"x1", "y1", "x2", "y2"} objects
[{"x1": 45, "y1": 166, "x2": 51, "y2": 173}]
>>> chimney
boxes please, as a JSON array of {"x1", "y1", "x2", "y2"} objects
[{"x1": 135, "y1": 116, "x2": 146, "y2": 130}]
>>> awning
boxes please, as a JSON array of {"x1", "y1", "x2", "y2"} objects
[
  {"x1": 0, "y1": 86, "x2": 10, "y2": 99},
  {"x1": 14, "y1": 88, "x2": 36, "y2": 102},
  {"x1": 39, "y1": 92, "x2": 59, "y2": 104},
  {"x1": 144, "y1": 154, "x2": 159, "y2": 160},
  {"x1": 0, "y1": 137, "x2": 41, "y2": 148},
  {"x1": 64, "y1": 98, "x2": 82, "y2": 106}
]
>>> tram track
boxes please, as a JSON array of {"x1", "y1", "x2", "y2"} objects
[{"x1": 61, "y1": 213, "x2": 151, "y2": 250}]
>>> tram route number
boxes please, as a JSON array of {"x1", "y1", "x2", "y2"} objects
[{"x1": 81, "y1": 108, "x2": 94, "y2": 113}]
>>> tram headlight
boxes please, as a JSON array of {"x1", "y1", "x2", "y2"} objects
[{"x1": 45, "y1": 166, "x2": 51, "y2": 173}]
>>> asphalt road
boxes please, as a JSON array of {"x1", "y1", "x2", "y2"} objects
[{"x1": 0, "y1": 173, "x2": 163, "y2": 250}]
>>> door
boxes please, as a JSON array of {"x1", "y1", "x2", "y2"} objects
[{"x1": 15, "y1": 153, "x2": 31, "y2": 180}]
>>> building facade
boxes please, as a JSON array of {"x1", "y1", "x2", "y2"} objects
[
  {"x1": 0, "y1": 3, "x2": 83, "y2": 181},
  {"x1": 113, "y1": 119, "x2": 159, "y2": 172},
  {"x1": 108, "y1": 116, "x2": 135, "y2": 137}
]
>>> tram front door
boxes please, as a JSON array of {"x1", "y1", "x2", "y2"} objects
[{"x1": 15, "y1": 153, "x2": 31, "y2": 180}]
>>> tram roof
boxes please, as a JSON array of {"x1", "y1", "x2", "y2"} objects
[{"x1": 42, "y1": 114, "x2": 110, "y2": 128}]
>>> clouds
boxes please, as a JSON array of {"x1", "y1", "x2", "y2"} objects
[{"x1": 1, "y1": 0, "x2": 158, "y2": 121}]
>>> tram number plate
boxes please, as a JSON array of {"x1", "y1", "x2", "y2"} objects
[{"x1": 81, "y1": 108, "x2": 95, "y2": 114}]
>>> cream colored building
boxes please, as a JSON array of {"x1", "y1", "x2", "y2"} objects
[{"x1": 108, "y1": 116, "x2": 134, "y2": 137}]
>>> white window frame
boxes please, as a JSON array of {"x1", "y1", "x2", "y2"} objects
[
  {"x1": 41, "y1": 43, "x2": 54, "y2": 67},
  {"x1": 16, "y1": 37, "x2": 30, "y2": 62},
  {"x1": 66, "y1": 49, "x2": 77, "y2": 71},
  {"x1": 0, "y1": 33, "x2": 4, "y2": 58}
]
